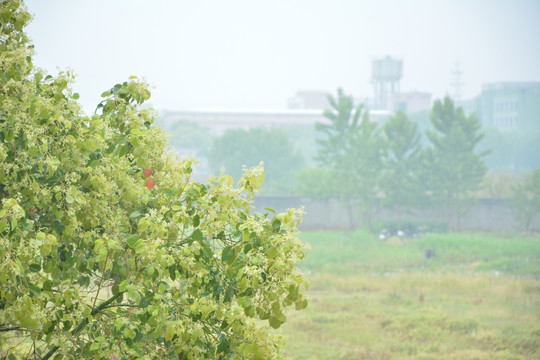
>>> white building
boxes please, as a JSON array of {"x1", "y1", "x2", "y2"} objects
[{"x1": 160, "y1": 108, "x2": 391, "y2": 135}]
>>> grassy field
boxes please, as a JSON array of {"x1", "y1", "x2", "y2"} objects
[{"x1": 278, "y1": 231, "x2": 540, "y2": 359}]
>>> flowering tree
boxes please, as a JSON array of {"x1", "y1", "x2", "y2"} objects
[{"x1": 0, "y1": 1, "x2": 308, "y2": 359}]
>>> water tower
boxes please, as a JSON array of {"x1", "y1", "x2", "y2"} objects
[{"x1": 371, "y1": 56, "x2": 403, "y2": 109}]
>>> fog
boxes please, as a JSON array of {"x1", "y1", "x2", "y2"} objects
[
  {"x1": 3, "y1": 3, "x2": 540, "y2": 357},
  {"x1": 22, "y1": 0, "x2": 540, "y2": 232},
  {"x1": 25, "y1": 0, "x2": 540, "y2": 114}
]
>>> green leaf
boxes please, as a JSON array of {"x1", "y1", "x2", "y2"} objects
[
  {"x1": 129, "y1": 211, "x2": 142, "y2": 218},
  {"x1": 72, "y1": 93, "x2": 80, "y2": 100},
  {"x1": 266, "y1": 246, "x2": 278, "y2": 259},
  {"x1": 101, "y1": 91, "x2": 112, "y2": 98},
  {"x1": 168, "y1": 264, "x2": 176, "y2": 281},
  {"x1": 126, "y1": 234, "x2": 139, "y2": 248},
  {"x1": 127, "y1": 285, "x2": 140, "y2": 302},
  {"x1": 295, "y1": 299, "x2": 308, "y2": 310},
  {"x1": 124, "y1": 327, "x2": 136, "y2": 339},
  {"x1": 119, "y1": 280, "x2": 128, "y2": 292},
  {"x1": 29, "y1": 263, "x2": 41, "y2": 272},
  {"x1": 272, "y1": 218, "x2": 281, "y2": 232},
  {"x1": 192, "y1": 229, "x2": 203, "y2": 242},
  {"x1": 65, "y1": 194, "x2": 74, "y2": 204},
  {"x1": 221, "y1": 245, "x2": 235, "y2": 262},
  {"x1": 165, "y1": 323, "x2": 175, "y2": 342},
  {"x1": 52, "y1": 267, "x2": 61, "y2": 281},
  {"x1": 269, "y1": 317, "x2": 281, "y2": 329},
  {"x1": 40, "y1": 243, "x2": 52, "y2": 257},
  {"x1": 28, "y1": 146, "x2": 39, "y2": 157},
  {"x1": 21, "y1": 316, "x2": 39, "y2": 329},
  {"x1": 242, "y1": 343, "x2": 256, "y2": 356}
]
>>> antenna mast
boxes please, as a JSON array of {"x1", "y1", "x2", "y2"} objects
[{"x1": 450, "y1": 62, "x2": 464, "y2": 100}]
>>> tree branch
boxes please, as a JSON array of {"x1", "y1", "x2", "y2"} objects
[
  {"x1": 42, "y1": 291, "x2": 125, "y2": 360},
  {"x1": 0, "y1": 326, "x2": 21, "y2": 332}
]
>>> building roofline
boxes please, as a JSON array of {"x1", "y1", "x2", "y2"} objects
[
  {"x1": 482, "y1": 82, "x2": 540, "y2": 90},
  {"x1": 161, "y1": 108, "x2": 392, "y2": 116}
]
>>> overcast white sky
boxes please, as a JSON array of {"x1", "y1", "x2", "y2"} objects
[{"x1": 25, "y1": 0, "x2": 540, "y2": 114}]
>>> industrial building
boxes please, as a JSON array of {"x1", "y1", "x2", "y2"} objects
[
  {"x1": 159, "y1": 107, "x2": 391, "y2": 135},
  {"x1": 457, "y1": 82, "x2": 540, "y2": 132}
]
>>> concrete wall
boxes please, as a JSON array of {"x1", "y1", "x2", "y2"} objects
[{"x1": 251, "y1": 196, "x2": 540, "y2": 232}]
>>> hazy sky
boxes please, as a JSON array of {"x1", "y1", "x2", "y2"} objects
[{"x1": 25, "y1": 0, "x2": 540, "y2": 114}]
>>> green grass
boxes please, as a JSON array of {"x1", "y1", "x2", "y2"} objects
[
  {"x1": 279, "y1": 231, "x2": 540, "y2": 359},
  {"x1": 299, "y1": 231, "x2": 540, "y2": 277}
]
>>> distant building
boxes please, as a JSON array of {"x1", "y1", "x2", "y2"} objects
[
  {"x1": 387, "y1": 91, "x2": 432, "y2": 114},
  {"x1": 287, "y1": 90, "x2": 330, "y2": 110},
  {"x1": 160, "y1": 108, "x2": 391, "y2": 135},
  {"x1": 457, "y1": 82, "x2": 540, "y2": 131},
  {"x1": 455, "y1": 96, "x2": 481, "y2": 119}
]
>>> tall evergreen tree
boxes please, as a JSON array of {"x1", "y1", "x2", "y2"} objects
[
  {"x1": 424, "y1": 97, "x2": 488, "y2": 230},
  {"x1": 381, "y1": 111, "x2": 423, "y2": 231},
  {"x1": 314, "y1": 89, "x2": 382, "y2": 229}
]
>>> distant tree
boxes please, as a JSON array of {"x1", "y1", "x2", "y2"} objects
[
  {"x1": 424, "y1": 97, "x2": 488, "y2": 231},
  {"x1": 477, "y1": 171, "x2": 520, "y2": 199},
  {"x1": 296, "y1": 168, "x2": 337, "y2": 198},
  {"x1": 480, "y1": 128, "x2": 540, "y2": 172},
  {"x1": 165, "y1": 119, "x2": 214, "y2": 157},
  {"x1": 509, "y1": 168, "x2": 540, "y2": 230},
  {"x1": 381, "y1": 111, "x2": 423, "y2": 230},
  {"x1": 0, "y1": 2, "x2": 308, "y2": 358},
  {"x1": 278, "y1": 123, "x2": 319, "y2": 167},
  {"x1": 408, "y1": 110, "x2": 431, "y2": 145},
  {"x1": 348, "y1": 113, "x2": 383, "y2": 230},
  {"x1": 314, "y1": 89, "x2": 382, "y2": 229},
  {"x1": 208, "y1": 127, "x2": 305, "y2": 194}
]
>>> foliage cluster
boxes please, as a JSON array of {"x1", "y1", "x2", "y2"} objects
[{"x1": 0, "y1": 1, "x2": 308, "y2": 359}]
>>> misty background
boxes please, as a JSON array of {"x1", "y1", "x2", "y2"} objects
[
  {"x1": 23, "y1": 0, "x2": 540, "y2": 232},
  {"x1": 6, "y1": 3, "x2": 539, "y2": 357},
  {"x1": 25, "y1": 0, "x2": 540, "y2": 113}
]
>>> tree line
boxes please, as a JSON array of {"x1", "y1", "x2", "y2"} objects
[{"x1": 201, "y1": 90, "x2": 540, "y2": 232}]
